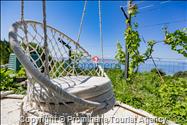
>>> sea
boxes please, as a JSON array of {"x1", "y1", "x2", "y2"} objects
[{"x1": 97, "y1": 58, "x2": 187, "y2": 75}]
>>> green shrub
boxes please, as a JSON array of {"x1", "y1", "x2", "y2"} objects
[
  {"x1": 107, "y1": 69, "x2": 187, "y2": 125},
  {"x1": 0, "y1": 68, "x2": 15, "y2": 91},
  {"x1": 173, "y1": 71, "x2": 187, "y2": 78},
  {"x1": 151, "y1": 68, "x2": 166, "y2": 76},
  {"x1": 0, "y1": 68, "x2": 26, "y2": 94},
  {"x1": 159, "y1": 78, "x2": 187, "y2": 124},
  {"x1": 16, "y1": 66, "x2": 26, "y2": 78},
  {"x1": 0, "y1": 40, "x2": 12, "y2": 64}
]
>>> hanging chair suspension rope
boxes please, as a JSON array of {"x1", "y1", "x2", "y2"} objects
[
  {"x1": 20, "y1": 0, "x2": 31, "y2": 102},
  {"x1": 77, "y1": 0, "x2": 87, "y2": 43},
  {"x1": 98, "y1": 0, "x2": 104, "y2": 64},
  {"x1": 20, "y1": 0, "x2": 29, "y2": 61},
  {"x1": 74, "y1": 0, "x2": 87, "y2": 75},
  {"x1": 42, "y1": 0, "x2": 49, "y2": 77}
]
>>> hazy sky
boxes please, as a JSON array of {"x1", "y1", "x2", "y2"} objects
[{"x1": 1, "y1": 1, "x2": 187, "y2": 59}]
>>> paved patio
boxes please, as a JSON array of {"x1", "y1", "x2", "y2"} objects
[{"x1": 1, "y1": 98, "x2": 175, "y2": 125}]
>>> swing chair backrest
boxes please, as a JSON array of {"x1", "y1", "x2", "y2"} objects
[{"x1": 11, "y1": 20, "x2": 104, "y2": 79}]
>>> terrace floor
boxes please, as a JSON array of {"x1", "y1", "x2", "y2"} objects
[{"x1": 1, "y1": 97, "x2": 175, "y2": 125}]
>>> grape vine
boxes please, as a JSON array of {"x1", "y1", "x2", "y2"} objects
[
  {"x1": 164, "y1": 27, "x2": 187, "y2": 57},
  {"x1": 115, "y1": 2, "x2": 155, "y2": 77}
]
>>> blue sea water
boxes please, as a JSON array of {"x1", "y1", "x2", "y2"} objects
[
  {"x1": 61, "y1": 57, "x2": 186, "y2": 75},
  {"x1": 98, "y1": 58, "x2": 187, "y2": 75},
  {"x1": 138, "y1": 59, "x2": 187, "y2": 75}
]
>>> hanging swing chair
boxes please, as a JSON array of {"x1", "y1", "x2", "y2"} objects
[{"x1": 9, "y1": 0, "x2": 115, "y2": 118}]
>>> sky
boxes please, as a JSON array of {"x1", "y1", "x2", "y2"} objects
[{"x1": 1, "y1": 1, "x2": 187, "y2": 60}]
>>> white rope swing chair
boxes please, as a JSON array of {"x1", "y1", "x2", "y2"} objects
[{"x1": 9, "y1": 0, "x2": 115, "y2": 123}]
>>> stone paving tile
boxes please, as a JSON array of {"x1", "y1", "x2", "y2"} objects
[{"x1": 0, "y1": 99, "x2": 160, "y2": 125}]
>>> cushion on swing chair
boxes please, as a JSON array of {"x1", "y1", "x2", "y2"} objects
[
  {"x1": 29, "y1": 76, "x2": 115, "y2": 115},
  {"x1": 31, "y1": 76, "x2": 113, "y2": 102}
]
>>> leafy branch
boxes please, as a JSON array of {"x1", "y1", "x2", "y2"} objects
[
  {"x1": 115, "y1": 42, "x2": 126, "y2": 65},
  {"x1": 164, "y1": 27, "x2": 187, "y2": 57}
]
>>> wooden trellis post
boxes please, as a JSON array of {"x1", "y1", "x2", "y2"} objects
[{"x1": 120, "y1": 0, "x2": 132, "y2": 79}]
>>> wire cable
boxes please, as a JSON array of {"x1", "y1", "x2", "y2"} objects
[
  {"x1": 139, "y1": 0, "x2": 171, "y2": 10},
  {"x1": 140, "y1": 19, "x2": 187, "y2": 29}
]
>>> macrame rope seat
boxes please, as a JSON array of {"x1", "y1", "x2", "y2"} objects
[{"x1": 9, "y1": 20, "x2": 115, "y2": 116}]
